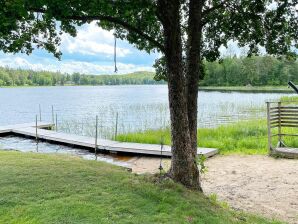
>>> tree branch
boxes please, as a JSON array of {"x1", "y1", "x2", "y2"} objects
[
  {"x1": 202, "y1": 0, "x2": 229, "y2": 17},
  {"x1": 201, "y1": 0, "x2": 232, "y2": 26},
  {"x1": 65, "y1": 14, "x2": 165, "y2": 52},
  {"x1": 27, "y1": 8, "x2": 165, "y2": 52}
]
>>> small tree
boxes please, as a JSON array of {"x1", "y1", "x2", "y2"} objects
[{"x1": 0, "y1": 0, "x2": 297, "y2": 190}]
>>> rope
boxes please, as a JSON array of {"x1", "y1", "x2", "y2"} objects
[{"x1": 114, "y1": 35, "x2": 118, "y2": 73}]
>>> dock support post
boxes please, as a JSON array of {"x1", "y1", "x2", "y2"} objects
[
  {"x1": 51, "y1": 105, "x2": 54, "y2": 125},
  {"x1": 35, "y1": 115, "x2": 38, "y2": 144},
  {"x1": 55, "y1": 113, "x2": 58, "y2": 132},
  {"x1": 95, "y1": 115, "x2": 98, "y2": 155},
  {"x1": 114, "y1": 112, "x2": 118, "y2": 140},
  {"x1": 39, "y1": 104, "x2": 42, "y2": 122}
]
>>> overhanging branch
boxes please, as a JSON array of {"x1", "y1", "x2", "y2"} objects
[
  {"x1": 28, "y1": 8, "x2": 165, "y2": 52},
  {"x1": 201, "y1": 0, "x2": 232, "y2": 26},
  {"x1": 65, "y1": 15, "x2": 165, "y2": 52}
]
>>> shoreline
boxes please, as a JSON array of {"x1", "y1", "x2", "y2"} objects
[{"x1": 1, "y1": 84, "x2": 293, "y2": 93}]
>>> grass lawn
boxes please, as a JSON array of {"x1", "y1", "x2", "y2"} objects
[
  {"x1": 116, "y1": 120, "x2": 298, "y2": 155},
  {"x1": 0, "y1": 151, "x2": 283, "y2": 224}
]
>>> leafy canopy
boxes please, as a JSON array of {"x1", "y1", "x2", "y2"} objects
[{"x1": 0, "y1": 0, "x2": 297, "y2": 61}]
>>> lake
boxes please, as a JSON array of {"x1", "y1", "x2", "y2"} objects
[{"x1": 0, "y1": 85, "x2": 293, "y2": 138}]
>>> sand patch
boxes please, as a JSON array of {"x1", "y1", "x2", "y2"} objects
[{"x1": 129, "y1": 155, "x2": 298, "y2": 223}]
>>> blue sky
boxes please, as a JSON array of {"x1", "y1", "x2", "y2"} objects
[
  {"x1": 0, "y1": 22, "x2": 248, "y2": 75},
  {"x1": 0, "y1": 22, "x2": 159, "y2": 75}
]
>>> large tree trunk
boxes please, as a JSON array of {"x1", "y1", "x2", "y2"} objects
[
  {"x1": 186, "y1": 0, "x2": 203, "y2": 156},
  {"x1": 157, "y1": 0, "x2": 202, "y2": 190}
]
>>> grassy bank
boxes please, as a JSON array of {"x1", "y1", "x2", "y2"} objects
[
  {"x1": 0, "y1": 151, "x2": 282, "y2": 224},
  {"x1": 116, "y1": 119, "x2": 298, "y2": 155},
  {"x1": 280, "y1": 95, "x2": 298, "y2": 102},
  {"x1": 199, "y1": 86, "x2": 293, "y2": 93},
  {"x1": 116, "y1": 96, "x2": 298, "y2": 154}
]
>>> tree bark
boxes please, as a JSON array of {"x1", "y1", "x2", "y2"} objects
[
  {"x1": 186, "y1": 0, "x2": 203, "y2": 156},
  {"x1": 157, "y1": 0, "x2": 202, "y2": 190}
]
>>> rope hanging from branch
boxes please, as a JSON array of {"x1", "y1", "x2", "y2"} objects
[{"x1": 114, "y1": 35, "x2": 118, "y2": 73}]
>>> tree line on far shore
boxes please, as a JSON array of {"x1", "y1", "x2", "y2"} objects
[
  {"x1": 0, "y1": 56, "x2": 297, "y2": 87},
  {"x1": 0, "y1": 70, "x2": 164, "y2": 86},
  {"x1": 202, "y1": 56, "x2": 298, "y2": 86}
]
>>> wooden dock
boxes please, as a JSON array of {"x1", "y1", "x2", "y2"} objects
[
  {"x1": 0, "y1": 122, "x2": 54, "y2": 134},
  {"x1": 0, "y1": 122, "x2": 218, "y2": 157}
]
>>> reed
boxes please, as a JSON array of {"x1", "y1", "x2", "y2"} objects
[{"x1": 116, "y1": 119, "x2": 298, "y2": 155}]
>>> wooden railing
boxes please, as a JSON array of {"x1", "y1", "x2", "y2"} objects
[{"x1": 266, "y1": 101, "x2": 298, "y2": 152}]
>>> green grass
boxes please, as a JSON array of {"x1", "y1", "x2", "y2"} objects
[
  {"x1": 0, "y1": 151, "x2": 283, "y2": 224},
  {"x1": 280, "y1": 95, "x2": 298, "y2": 102},
  {"x1": 116, "y1": 120, "x2": 298, "y2": 155}
]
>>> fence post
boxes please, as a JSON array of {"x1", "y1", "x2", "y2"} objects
[
  {"x1": 278, "y1": 101, "x2": 282, "y2": 146},
  {"x1": 266, "y1": 102, "x2": 272, "y2": 152},
  {"x1": 95, "y1": 115, "x2": 98, "y2": 155},
  {"x1": 114, "y1": 112, "x2": 118, "y2": 140},
  {"x1": 39, "y1": 104, "x2": 42, "y2": 122}
]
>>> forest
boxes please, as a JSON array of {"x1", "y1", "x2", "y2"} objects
[
  {"x1": 0, "y1": 56, "x2": 297, "y2": 87},
  {"x1": 202, "y1": 56, "x2": 298, "y2": 86}
]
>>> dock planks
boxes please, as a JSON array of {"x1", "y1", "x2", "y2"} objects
[
  {"x1": 0, "y1": 122, "x2": 218, "y2": 157},
  {"x1": 0, "y1": 122, "x2": 54, "y2": 134}
]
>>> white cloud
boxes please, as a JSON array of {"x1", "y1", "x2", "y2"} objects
[
  {"x1": 0, "y1": 22, "x2": 157, "y2": 74},
  {"x1": 0, "y1": 55, "x2": 154, "y2": 74},
  {"x1": 61, "y1": 22, "x2": 131, "y2": 57}
]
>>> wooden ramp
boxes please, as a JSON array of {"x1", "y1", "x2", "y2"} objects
[{"x1": 0, "y1": 122, "x2": 218, "y2": 158}]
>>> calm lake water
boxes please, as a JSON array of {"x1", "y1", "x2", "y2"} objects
[
  {"x1": 0, "y1": 85, "x2": 293, "y2": 138},
  {"x1": 0, "y1": 85, "x2": 294, "y2": 166}
]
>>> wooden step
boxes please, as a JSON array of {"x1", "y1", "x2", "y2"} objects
[{"x1": 274, "y1": 147, "x2": 298, "y2": 159}]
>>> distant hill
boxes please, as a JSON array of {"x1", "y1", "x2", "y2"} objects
[
  {"x1": 0, "y1": 67, "x2": 165, "y2": 86},
  {"x1": 77, "y1": 71, "x2": 164, "y2": 85}
]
